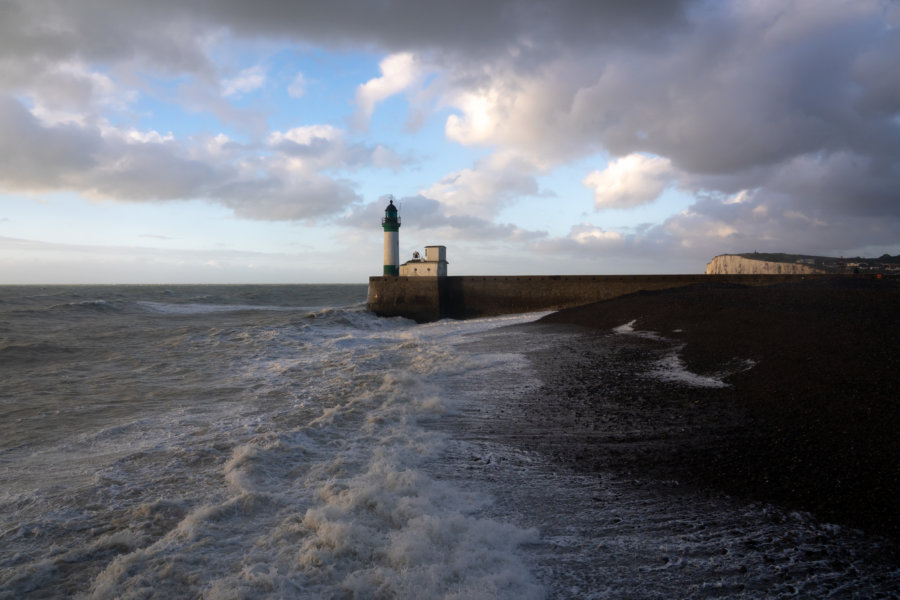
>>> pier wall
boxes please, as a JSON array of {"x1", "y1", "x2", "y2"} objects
[
  {"x1": 367, "y1": 274, "x2": 828, "y2": 322},
  {"x1": 366, "y1": 276, "x2": 442, "y2": 322}
]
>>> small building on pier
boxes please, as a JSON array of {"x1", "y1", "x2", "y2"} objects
[{"x1": 399, "y1": 246, "x2": 448, "y2": 277}]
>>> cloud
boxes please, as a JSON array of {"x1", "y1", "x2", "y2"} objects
[
  {"x1": 0, "y1": 0, "x2": 898, "y2": 263},
  {"x1": 435, "y1": 1, "x2": 900, "y2": 173},
  {"x1": 583, "y1": 154, "x2": 674, "y2": 209},
  {"x1": 766, "y1": 151, "x2": 900, "y2": 218},
  {"x1": 0, "y1": 95, "x2": 363, "y2": 219},
  {"x1": 353, "y1": 52, "x2": 421, "y2": 128},
  {"x1": 421, "y1": 152, "x2": 545, "y2": 216},
  {"x1": 544, "y1": 185, "x2": 900, "y2": 268},
  {"x1": 340, "y1": 194, "x2": 547, "y2": 243},
  {"x1": 216, "y1": 175, "x2": 361, "y2": 221},
  {"x1": 0, "y1": 96, "x2": 101, "y2": 189},
  {"x1": 175, "y1": 78, "x2": 270, "y2": 137},
  {"x1": 532, "y1": 222, "x2": 629, "y2": 254},
  {"x1": 267, "y1": 124, "x2": 405, "y2": 171},
  {"x1": 287, "y1": 72, "x2": 306, "y2": 98},
  {"x1": 442, "y1": 65, "x2": 597, "y2": 166},
  {"x1": 559, "y1": 223, "x2": 627, "y2": 249},
  {"x1": 432, "y1": 0, "x2": 900, "y2": 252},
  {"x1": 268, "y1": 125, "x2": 344, "y2": 159},
  {"x1": 222, "y1": 65, "x2": 266, "y2": 97},
  {"x1": 0, "y1": 0, "x2": 690, "y2": 104},
  {"x1": 0, "y1": 3, "x2": 214, "y2": 117},
  {"x1": 174, "y1": 1, "x2": 691, "y2": 62}
]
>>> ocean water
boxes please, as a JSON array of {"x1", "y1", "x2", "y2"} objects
[{"x1": 1, "y1": 285, "x2": 897, "y2": 599}]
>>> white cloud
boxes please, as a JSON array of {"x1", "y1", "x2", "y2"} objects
[
  {"x1": 445, "y1": 85, "x2": 509, "y2": 146},
  {"x1": 421, "y1": 152, "x2": 541, "y2": 216},
  {"x1": 204, "y1": 133, "x2": 234, "y2": 156},
  {"x1": 723, "y1": 189, "x2": 754, "y2": 205},
  {"x1": 0, "y1": 95, "x2": 362, "y2": 219},
  {"x1": 569, "y1": 224, "x2": 625, "y2": 246},
  {"x1": 442, "y1": 65, "x2": 592, "y2": 167},
  {"x1": 287, "y1": 72, "x2": 306, "y2": 98},
  {"x1": 269, "y1": 124, "x2": 341, "y2": 146},
  {"x1": 99, "y1": 123, "x2": 175, "y2": 144},
  {"x1": 267, "y1": 124, "x2": 404, "y2": 173},
  {"x1": 222, "y1": 65, "x2": 266, "y2": 97},
  {"x1": 583, "y1": 154, "x2": 674, "y2": 209},
  {"x1": 353, "y1": 52, "x2": 421, "y2": 128}
]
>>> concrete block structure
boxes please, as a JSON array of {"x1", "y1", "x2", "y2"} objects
[{"x1": 399, "y1": 245, "x2": 448, "y2": 277}]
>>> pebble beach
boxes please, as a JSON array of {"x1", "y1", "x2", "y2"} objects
[{"x1": 526, "y1": 276, "x2": 900, "y2": 541}]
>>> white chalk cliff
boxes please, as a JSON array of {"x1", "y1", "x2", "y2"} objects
[{"x1": 705, "y1": 254, "x2": 825, "y2": 275}]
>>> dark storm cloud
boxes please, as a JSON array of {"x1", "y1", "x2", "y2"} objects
[
  {"x1": 0, "y1": 1, "x2": 212, "y2": 75},
  {"x1": 0, "y1": 96, "x2": 101, "y2": 188},
  {"x1": 600, "y1": 5, "x2": 900, "y2": 176},
  {"x1": 537, "y1": 1, "x2": 900, "y2": 257},
  {"x1": 191, "y1": 0, "x2": 691, "y2": 59},
  {"x1": 414, "y1": 0, "x2": 899, "y2": 259},
  {"x1": 0, "y1": 0, "x2": 692, "y2": 80}
]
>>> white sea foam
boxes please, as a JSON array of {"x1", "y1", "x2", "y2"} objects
[
  {"x1": 612, "y1": 320, "x2": 756, "y2": 388},
  {"x1": 649, "y1": 349, "x2": 731, "y2": 388},
  {"x1": 61, "y1": 309, "x2": 548, "y2": 599},
  {"x1": 287, "y1": 448, "x2": 543, "y2": 599},
  {"x1": 613, "y1": 319, "x2": 637, "y2": 333},
  {"x1": 136, "y1": 300, "x2": 298, "y2": 315},
  {"x1": 612, "y1": 319, "x2": 666, "y2": 341}
]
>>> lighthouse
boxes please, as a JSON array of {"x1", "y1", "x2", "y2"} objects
[{"x1": 382, "y1": 197, "x2": 401, "y2": 275}]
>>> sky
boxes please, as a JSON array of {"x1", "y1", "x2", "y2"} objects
[{"x1": 1, "y1": 0, "x2": 899, "y2": 283}]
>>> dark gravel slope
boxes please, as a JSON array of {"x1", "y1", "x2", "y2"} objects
[{"x1": 533, "y1": 276, "x2": 900, "y2": 539}]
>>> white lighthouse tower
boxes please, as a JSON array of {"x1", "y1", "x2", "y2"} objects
[{"x1": 382, "y1": 197, "x2": 401, "y2": 276}]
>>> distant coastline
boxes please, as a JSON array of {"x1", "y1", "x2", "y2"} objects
[{"x1": 707, "y1": 252, "x2": 900, "y2": 275}]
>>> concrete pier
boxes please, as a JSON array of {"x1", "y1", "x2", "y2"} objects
[{"x1": 367, "y1": 274, "x2": 830, "y2": 322}]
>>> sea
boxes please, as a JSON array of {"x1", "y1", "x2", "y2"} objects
[{"x1": 1, "y1": 284, "x2": 898, "y2": 599}]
